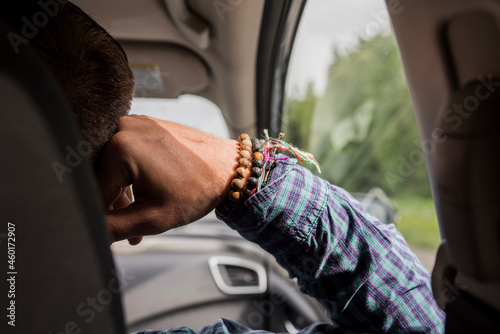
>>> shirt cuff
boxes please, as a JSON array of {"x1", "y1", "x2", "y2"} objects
[{"x1": 216, "y1": 156, "x2": 328, "y2": 257}]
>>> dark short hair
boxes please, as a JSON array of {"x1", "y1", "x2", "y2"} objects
[{"x1": 10, "y1": 2, "x2": 135, "y2": 165}]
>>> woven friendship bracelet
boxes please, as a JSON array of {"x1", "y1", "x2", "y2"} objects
[{"x1": 225, "y1": 131, "x2": 320, "y2": 208}]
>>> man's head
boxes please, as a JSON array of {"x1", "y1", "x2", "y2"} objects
[{"x1": 11, "y1": 2, "x2": 135, "y2": 165}]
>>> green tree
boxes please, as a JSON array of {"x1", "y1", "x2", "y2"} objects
[{"x1": 286, "y1": 33, "x2": 432, "y2": 198}]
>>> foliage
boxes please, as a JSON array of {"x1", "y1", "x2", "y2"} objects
[
  {"x1": 285, "y1": 33, "x2": 432, "y2": 198},
  {"x1": 392, "y1": 197, "x2": 441, "y2": 250}
]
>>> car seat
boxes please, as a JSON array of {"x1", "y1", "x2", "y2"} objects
[
  {"x1": 386, "y1": 0, "x2": 500, "y2": 331},
  {"x1": 0, "y1": 16, "x2": 126, "y2": 334}
]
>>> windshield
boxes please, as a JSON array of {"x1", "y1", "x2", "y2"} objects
[
  {"x1": 130, "y1": 95, "x2": 230, "y2": 139},
  {"x1": 284, "y1": 0, "x2": 440, "y2": 270}
]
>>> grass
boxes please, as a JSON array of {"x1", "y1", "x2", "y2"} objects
[{"x1": 391, "y1": 197, "x2": 442, "y2": 250}]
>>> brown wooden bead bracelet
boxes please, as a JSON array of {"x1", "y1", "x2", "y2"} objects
[{"x1": 228, "y1": 133, "x2": 264, "y2": 203}]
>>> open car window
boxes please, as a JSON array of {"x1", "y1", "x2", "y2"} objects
[{"x1": 284, "y1": 0, "x2": 441, "y2": 270}]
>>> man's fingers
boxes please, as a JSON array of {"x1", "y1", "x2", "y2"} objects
[
  {"x1": 108, "y1": 187, "x2": 142, "y2": 244},
  {"x1": 106, "y1": 201, "x2": 178, "y2": 242},
  {"x1": 127, "y1": 236, "x2": 143, "y2": 246},
  {"x1": 98, "y1": 160, "x2": 129, "y2": 208},
  {"x1": 111, "y1": 187, "x2": 134, "y2": 210},
  {"x1": 107, "y1": 202, "x2": 152, "y2": 242},
  {"x1": 125, "y1": 186, "x2": 134, "y2": 201},
  {"x1": 98, "y1": 135, "x2": 137, "y2": 208}
]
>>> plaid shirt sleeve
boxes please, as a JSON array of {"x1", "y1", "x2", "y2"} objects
[{"x1": 135, "y1": 157, "x2": 445, "y2": 334}]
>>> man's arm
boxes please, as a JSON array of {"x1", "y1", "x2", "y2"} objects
[
  {"x1": 133, "y1": 159, "x2": 444, "y2": 334},
  {"x1": 99, "y1": 116, "x2": 444, "y2": 333},
  {"x1": 217, "y1": 157, "x2": 445, "y2": 332}
]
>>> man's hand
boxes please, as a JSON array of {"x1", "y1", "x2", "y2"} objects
[{"x1": 98, "y1": 115, "x2": 239, "y2": 242}]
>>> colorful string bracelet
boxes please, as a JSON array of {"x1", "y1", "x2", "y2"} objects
[{"x1": 226, "y1": 131, "x2": 320, "y2": 204}]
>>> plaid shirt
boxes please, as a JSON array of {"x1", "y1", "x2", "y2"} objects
[{"x1": 135, "y1": 157, "x2": 445, "y2": 333}]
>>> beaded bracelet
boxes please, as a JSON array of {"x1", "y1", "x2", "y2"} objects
[
  {"x1": 225, "y1": 131, "x2": 321, "y2": 207},
  {"x1": 228, "y1": 133, "x2": 265, "y2": 203}
]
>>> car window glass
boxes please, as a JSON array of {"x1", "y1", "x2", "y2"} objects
[{"x1": 284, "y1": 0, "x2": 440, "y2": 268}]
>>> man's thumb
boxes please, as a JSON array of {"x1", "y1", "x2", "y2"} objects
[{"x1": 106, "y1": 201, "x2": 160, "y2": 242}]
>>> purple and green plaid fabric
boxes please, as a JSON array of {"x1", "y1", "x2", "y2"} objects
[{"x1": 135, "y1": 157, "x2": 445, "y2": 334}]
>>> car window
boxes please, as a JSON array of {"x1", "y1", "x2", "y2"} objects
[
  {"x1": 284, "y1": 0, "x2": 440, "y2": 269},
  {"x1": 130, "y1": 95, "x2": 230, "y2": 139}
]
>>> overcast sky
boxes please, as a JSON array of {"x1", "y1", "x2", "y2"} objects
[
  {"x1": 132, "y1": 0, "x2": 391, "y2": 135},
  {"x1": 286, "y1": 0, "x2": 390, "y2": 97}
]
